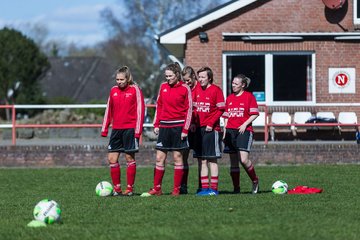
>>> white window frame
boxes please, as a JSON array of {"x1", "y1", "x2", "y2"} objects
[
  {"x1": 354, "y1": 0, "x2": 360, "y2": 24},
  {"x1": 222, "y1": 52, "x2": 316, "y2": 106}
]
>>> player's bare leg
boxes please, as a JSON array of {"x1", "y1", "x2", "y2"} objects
[{"x1": 239, "y1": 151, "x2": 259, "y2": 194}]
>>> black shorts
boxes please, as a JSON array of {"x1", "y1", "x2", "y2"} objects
[
  {"x1": 223, "y1": 129, "x2": 253, "y2": 153},
  {"x1": 108, "y1": 129, "x2": 139, "y2": 153},
  {"x1": 187, "y1": 130, "x2": 196, "y2": 150},
  {"x1": 156, "y1": 126, "x2": 189, "y2": 151},
  {"x1": 193, "y1": 127, "x2": 222, "y2": 159}
]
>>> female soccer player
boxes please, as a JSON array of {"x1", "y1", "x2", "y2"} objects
[
  {"x1": 222, "y1": 74, "x2": 259, "y2": 194},
  {"x1": 195, "y1": 66, "x2": 225, "y2": 196},
  {"x1": 180, "y1": 66, "x2": 201, "y2": 194},
  {"x1": 101, "y1": 66, "x2": 145, "y2": 196},
  {"x1": 141, "y1": 63, "x2": 192, "y2": 197}
]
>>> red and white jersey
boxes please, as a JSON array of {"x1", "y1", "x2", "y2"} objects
[
  {"x1": 193, "y1": 84, "x2": 225, "y2": 131},
  {"x1": 223, "y1": 91, "x2": 259, "y2": 132},
  {"x1": 153, "y1": 81, "x2": 192, "y2": 134},
  {"x1": 191, "y1": 81, "x2": 201, "y2": 99},
  {"x1": 101, "y1": 84, "x2": 145, "y2": 138},
  {"x1": 191, "y1": 81, "x2": 202, "y2": 125}
]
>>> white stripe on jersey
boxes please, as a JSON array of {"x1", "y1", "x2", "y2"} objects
[
  {"x1": 134, "y1": 85, "x2": 143, "y2": 136},
  {"x1": 183, "y1": 83, "x2": 193, "y2": 131}
]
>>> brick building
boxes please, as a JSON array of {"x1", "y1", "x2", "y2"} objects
[
  {"x1": 157, "y1": 0, "x2": 360, "y2": 127},
  {"x1": 3, "y1": 0, "x2": 360, "y2": 167}
]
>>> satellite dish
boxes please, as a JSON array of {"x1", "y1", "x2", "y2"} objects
[{"x1": 322, "y1": 0, "x2": 346, "y2": 9}]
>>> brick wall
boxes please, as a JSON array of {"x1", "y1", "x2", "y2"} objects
[
  {"x1": 184, "y1": 0, "x2": 360, "y2": 106},
  {"x1": 1, "y1": 143, "x2": 358, "y2": 167}
]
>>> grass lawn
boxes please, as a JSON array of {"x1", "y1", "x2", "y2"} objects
[{"x1": 0, "y1": 165, "x2": 359, "y2": 240}]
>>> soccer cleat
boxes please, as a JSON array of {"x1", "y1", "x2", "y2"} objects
[
  {"x1": 112, "y1": 190, "x2": 122, "y2": 196},
  {"x1": 197, "y1": 188, "x2": 218, "y2": 196},
  {"x1": 179, "y1": 185, "x2": 188, "y2": 194},
  {"x1": 207, "y1": 189, "x2": 219, "y2": 196},
  {"x1": 196, "y1": 188, "x2": 208, "y2": 196},
  {"x1": 196, "y1": 188, "x2": 210, "y2": 196},
  {"x1": 140, "y1": 188, "x2": 162, "y2": 197},
  {"x1": 233, "y1": 187, "x2": 240, "y2": 194},
  {"x1": 252, "y1": 181, "x2": 259, "y2": 194},
  {"x1": 171, "y1": 189, "x2": 180, "y2": 196},
  {"x1": 122, "y1": 189, "x2": 134, "y2": 196},
  {"x1": 112, "y1": 186, "x2": 122, "y2": 196}
]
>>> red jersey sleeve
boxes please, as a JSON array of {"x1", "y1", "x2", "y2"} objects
[
  {"x1": 222, "y1": 96, "x2": 231, "y2": 119},
  {"x1": 191, "y1": 85, "x2": 199, "y2": 125},
  {"x1": 182, "y1": 84, "x2": 193, "y2": 134},
  {"x1": 101, "y1": 94, "x2": 113, "y2": 137},
  {"x1": 208, "y1": 87, "x2": 225, "y2": 128},
  {"x1": 249, "y1": 94, "x2": 259, "y2": 116},
  {"x1": 134, "y1": 85, "x2": 145, "y2": 138},
  {"x1": 153, "y1": 84, "x2": 164, "y2": 128}
]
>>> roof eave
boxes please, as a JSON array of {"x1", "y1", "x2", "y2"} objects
[{"x1": 158, "y1": 0, "x2": 258, "y2": 45}]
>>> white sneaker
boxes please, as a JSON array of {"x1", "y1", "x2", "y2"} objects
[{"x1": 252, "y1": 181, "x2": 259, "y2": 194}]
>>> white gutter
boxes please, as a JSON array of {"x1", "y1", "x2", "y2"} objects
[
  {"x1": 241, "y1": 36, "x2": 303, "y2": 40},
  {"x1": 223, "y1": 32, "x2": 360, "y2": 37},
  {"x1": 223, "y1": 32, "x2": 360, "y2": 41}
]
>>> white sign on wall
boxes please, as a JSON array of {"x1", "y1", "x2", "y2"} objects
[{"x1": 328, "y1": 68, "x2": 355, "y2": 93}]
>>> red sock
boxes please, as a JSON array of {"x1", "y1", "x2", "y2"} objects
[
  {"x1": 230, "y1": 167, "x2": 240, "y2": 190},
  {"x1": 181, "y1": 165, "x2": 189, "y2": 186},
  {"x1": 110, "y1": 162, "x2": 121, "y2": 192},
  {"x1": 126, "y1": 160, "x2": 136, "y2": 191},
  {"x1": 201, "y1": 176, "x2": 209, "y2": 189},
  {"x1": 174, "y1": 164, "x2": 184, "y2": 191},
  {"x1": 210, "y1": 176, "x2": 219, "y2": 191},
  {"x1": 153, "y1": 165, "x2": 165, "y2": 191},
  {"x1": 244, "y1": 164, "x2": 258, "y2": 182}
]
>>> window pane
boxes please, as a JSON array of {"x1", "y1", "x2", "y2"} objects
[
  {"x1": 226, "y1": 55, "x2": 265, "y2": 97},
  {"x1": 273, "y1": 55, "x2": 312, "y2": 101}
]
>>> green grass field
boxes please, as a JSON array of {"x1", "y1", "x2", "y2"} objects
[{"x1": 0, "y1": 165, "x2": 359, "y2": 240}]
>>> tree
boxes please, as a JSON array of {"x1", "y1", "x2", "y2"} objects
[
  {"x1": 0, "y1": 27, "x2": 49, "y2": 119},
  {"x1": 100, "y1": 0, "x2": 225, "y2": 98},
  {"x1": 21, "y1": 22, "x2": 49, "y2": 49},
  {"x1": 19, "y1": 22, "x2": 87, "y2": 57}
]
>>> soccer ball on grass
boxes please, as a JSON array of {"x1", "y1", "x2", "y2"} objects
[
  {"x1": 272, "y1": 180, "x2": 288, "y2": 194},
  {"x1": 95, "y1": 181, "x2": 113, "y2": 196},
  {"x1": 33, "y1": 199, "x2": 61, "y2": 224}
]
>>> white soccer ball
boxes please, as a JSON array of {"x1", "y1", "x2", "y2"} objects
[
  {"x1": 95, "y1": 181, "x2": 113, "y2": 197},
  {"x1": 272, "y1": 180, "x2": 288, "y2": 194},
  {"x1": 33, "y1": 199, "x2": 61, "y2": 224}
]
